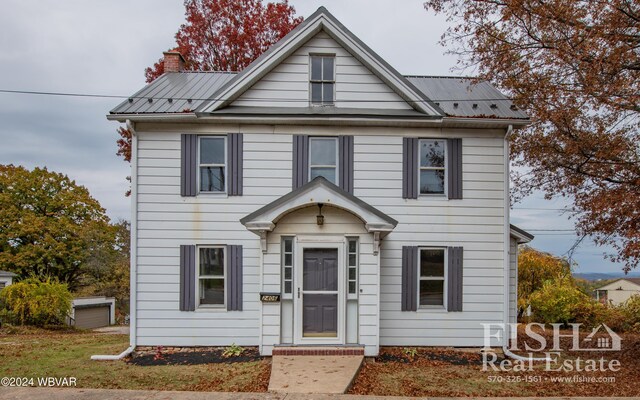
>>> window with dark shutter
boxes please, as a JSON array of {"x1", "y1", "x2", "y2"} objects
[
  {"x1": 403, "y1": 138, "x2": 463, "y2": 199},
  {"x1": 181, "y1": 134, "x2": 244, "y2": 196}
]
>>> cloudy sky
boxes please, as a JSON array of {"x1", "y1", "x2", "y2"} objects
[{"x1": 0, "y1": 0, "x2": 626, "y2": 273}]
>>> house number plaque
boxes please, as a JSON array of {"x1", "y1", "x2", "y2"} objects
[{"x1": 259, "y1": 293, "x2": 281, "y2": 303}]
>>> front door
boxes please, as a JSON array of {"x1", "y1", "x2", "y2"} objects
[{"x1": 301, "y1": 248, "x2": 339, "y2": 339}]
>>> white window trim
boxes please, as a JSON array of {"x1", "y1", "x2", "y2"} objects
[
  {"x1": 418, "y1": 138, "x2": 448, "y2": 197},
  {"x1": 417, "y1": 247, "x2": 447, "y2": 310},
  {"x1": 309, "y1": 54, "x2": 336, "y2": 106},
  {"x1": 308, "y1": 137, "x2": 339, "y2": 185},
  {"x1": 347, "y1": 237, "x2": 358, "y2": 300},
  {"x1": 281, "y1": 236, "x2": 294, "y2": 299},
  {"x1": 196, "y1": 245, "x2": 226, "y2": 309},
  {"x1": 198, "y1": 135, "x2": 227, "y2": 194}
]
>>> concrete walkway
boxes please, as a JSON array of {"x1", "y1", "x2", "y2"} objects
[
  {"x1": 93, "y1": 326, "x2": 130, "y2": 335},
  {"x1": 268, "y1": 355, "x2": 364, "y2": 393},
  {"x1": 0, "y1": 388, "x2": 626, "y2": 400}
]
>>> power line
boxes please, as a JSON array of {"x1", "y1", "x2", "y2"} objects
[
  {"x1": 0, "y1": 87, "x2": 550, "y2": 104},
  {"x1": 512, "y1": 207, "x2": 572, "y2": 211}
]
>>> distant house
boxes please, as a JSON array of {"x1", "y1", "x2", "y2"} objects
[
  {"x1": 109, "y1": 7, "x2": 534, "y2": 356},
  {"x1": 0, "y1": 271, "x2": 16, "y2": 289},
  {"x1": 595, "y1": 278, "x2": 640, "y2": 305}
]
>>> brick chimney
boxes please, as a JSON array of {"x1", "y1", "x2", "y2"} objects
[{"x1": 163, "y1": 50, "x2": 185, "y2": 72}]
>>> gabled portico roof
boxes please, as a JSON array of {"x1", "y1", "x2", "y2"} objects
[
  {"x1": 240, "y1": 177, "x2": 398, "y2": 239},
  {"x1": 195, "y1": 7, "x2": 444, "y2": 116}
]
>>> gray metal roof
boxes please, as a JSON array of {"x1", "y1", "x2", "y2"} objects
[
  {"x1": 406, "y1": 76, "x2": 529, "y2": 119},
  {"x1": 0, "y1": 270, "x2": 16, "y2": 277},
  {"x1": 110, "y1": 72, "x2": 236, "y2": 114},
  {"x1": 110, "y1": 72, "x2": 528, "y2": 120}
]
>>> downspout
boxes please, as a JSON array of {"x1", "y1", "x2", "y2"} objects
[
  {"x1": 501, "y1": 125, "x2": 547, "y2": 362},
  {"x1": 92, "y1": 119, "x2": 138, "y2": 360}
]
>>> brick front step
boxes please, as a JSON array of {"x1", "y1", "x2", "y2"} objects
[{"x1": 272, "y1": 346, "x2": 364, "y2": 356}]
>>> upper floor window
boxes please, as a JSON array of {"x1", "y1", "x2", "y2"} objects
[
  {"x1": 199, "y1": 136, "x2": 226, "y2": 193},
  {"x1": 419, "y1": 139, "x2": 446, "y2": 195},
  {"x1": 310, "y1": 55, "x2": 335, "y2": 105},
  {"x1": 198, "y1": 246, "x2": 225, "y2": 307},
  {"x1": 419, "y1": 248, "x2": 446, "y2": 308},
  {"x1": 309, "y1": 137, "x2": 338, "y2": 184}
]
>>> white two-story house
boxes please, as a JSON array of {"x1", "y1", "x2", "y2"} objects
[{"x1": 108, "y1": 7, "x2": 533, "y2": 356}]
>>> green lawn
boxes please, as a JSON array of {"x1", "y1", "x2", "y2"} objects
[{"x1": 0, "y1": 330, "x2": 269, "y2": 392}]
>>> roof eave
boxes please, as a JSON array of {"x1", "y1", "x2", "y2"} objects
[
  {"x1": 443, "y1": 117, "x2": 531, "y2": 127},
  {"x1": 106, "y1": 113, "x2": 198, "y2": 123},
  {"x1": 510, "y1": 224, "x2": 535, "y2": 243}
]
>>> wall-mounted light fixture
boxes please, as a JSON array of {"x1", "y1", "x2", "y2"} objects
[{"x1": 316, "y1": 203, "x2": 324, "y2": 226}]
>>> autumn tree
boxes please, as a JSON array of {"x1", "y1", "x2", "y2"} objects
[
  {"x1": 78, "y1": 220, "x2": 130, "y2": 319},
  {"x1": 424, "y1": 0, "x2": 640, "y2": 271},
  {"x1": 518, "y1": 246, "x2": 572, "y2": 305},
  {"x1": 116, "y1": 0, "x2": 302, "y2": 175},
  {"x1": 0, "y1": 165, "x2": 114, "y2": 290}
]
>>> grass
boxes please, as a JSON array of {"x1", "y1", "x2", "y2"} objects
[{"x1": 0, "y1": 329, "x2": 270, "y2": 392}]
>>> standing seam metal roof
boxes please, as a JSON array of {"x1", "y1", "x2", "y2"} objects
[{"x1": 110, "y1": 72, "x2": 528, "y2": 120}]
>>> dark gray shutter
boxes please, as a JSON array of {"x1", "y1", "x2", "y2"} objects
[
  {"x1": 447, "y1": 138, "x2": 463, "y2": 199},
  {"x1": 181, "y1": 134, "x2": 198, "y2": 197},
  {"x1": 447, "y1": 246, "x2": 463, "y2": 312},
  {"x1": 402, "y1": 138, "x2": 419, "y2": 199},
  {"x1": 338, "y1": 135, "x2": 354, "y2": 193},
  {"x1": 179, "y1": 245, "x2": 196, "y2": 311},
  {"x1": 227, "y1": 245, "x2": 243, "y2": 311},
  {"x1": 228, "y1": 133, "x2": 243, "y2": 196},
  {"x1": 292, "y1": 135, "x2": 309, "y2": 189},
  {"x1": 401, "y1": 246, "x2": 418, "y2": 311}
]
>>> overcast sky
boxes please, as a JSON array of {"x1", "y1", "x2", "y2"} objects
[{"x1": 0, "y1": 0, "x2": 627, "y2": 274}]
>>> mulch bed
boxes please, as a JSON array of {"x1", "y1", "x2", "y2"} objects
[
  {"x1": 375, "y1": 348, "x2": 486, "y2": 365},
  {"x1": 127, "y1": 346, "x2": 262, "y2": 366}
]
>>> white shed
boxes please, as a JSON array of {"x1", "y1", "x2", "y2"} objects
[{"x1": 0, "y1": 271, "x2": 16, "y2": 289}]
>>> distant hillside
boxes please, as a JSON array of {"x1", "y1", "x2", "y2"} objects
[{"x1": 574, "y1": 272, "x2": 640, "y2": 281}]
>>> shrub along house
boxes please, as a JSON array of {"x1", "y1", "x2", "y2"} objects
[{"x1": 108, "y1": 7, "x2": 533, "y2": 356}]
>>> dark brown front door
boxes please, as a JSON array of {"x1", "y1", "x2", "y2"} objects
[{"x1": 302, "y1": 248, "x2": 338, "y2": 337}]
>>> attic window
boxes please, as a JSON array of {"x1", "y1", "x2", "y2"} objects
[{"x1": 310, "y1": 55, "x2": 335, "y2": 105}]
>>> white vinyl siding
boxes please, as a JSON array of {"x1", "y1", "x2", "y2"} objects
[
  {"x1": 509, "y1": 238, "x2": 518, "y2": 324},
  {"x1": 233, "y1": 31, "x2": 413, "y2": 110},
  {"x1": 134, "y1": 124, "x2": 506, "y2": 351}
]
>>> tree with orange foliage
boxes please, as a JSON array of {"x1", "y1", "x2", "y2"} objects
[
  {"x1": 424, "y1": 0, "x2": 640, "y2": 271},
  {"x1": 144, "y1": 0, "x2": 302, "y2": 83},
  {"x1": 116, "y1": 0, "x2": 302, "y2": 192}
]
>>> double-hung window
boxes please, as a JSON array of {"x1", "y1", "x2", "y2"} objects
[
  {"x1": 198, "y1": 247, "x2": 225, "y2": 306},
  {"x1": 309, "y1": 137, "x2": 338, "y2": 184},
  {"x1": 310, "y1": 55, "x2": 335, "y2": 105},
  {"x1": 199, "y1": 136, "x2": 226, "y2": 193},
  {"x1": 419, "y1": 139, "x2": 446, "y2": 195},
  {"x1": 419, "y1": 248, "x2": 446, "y2": 308}
]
